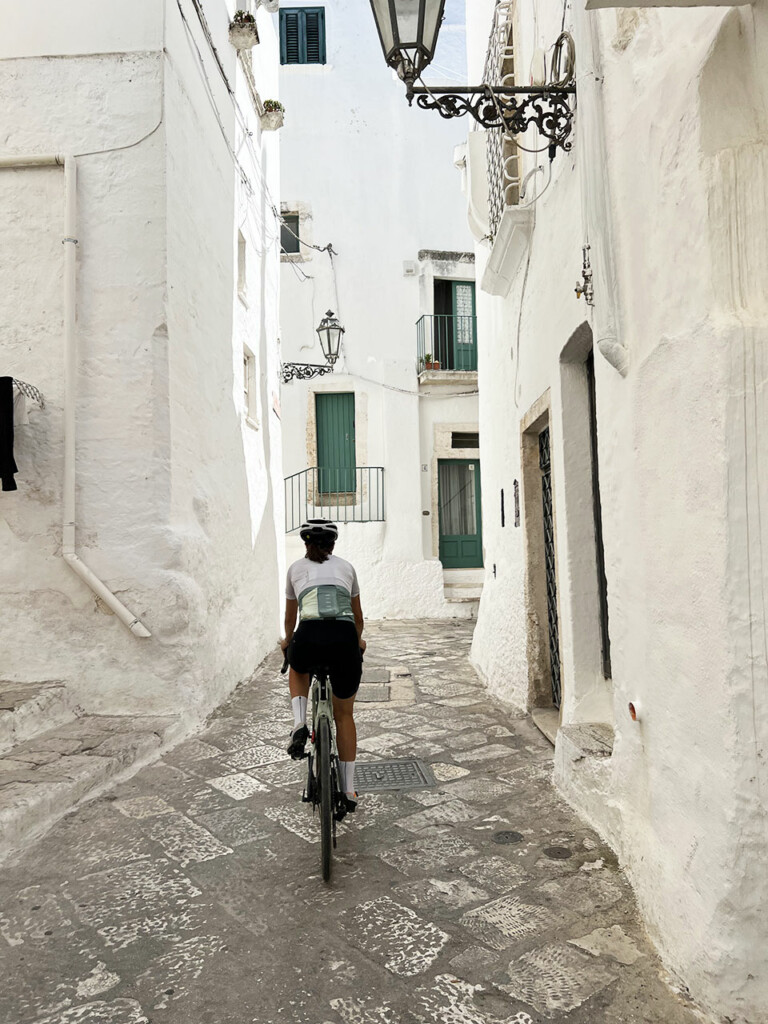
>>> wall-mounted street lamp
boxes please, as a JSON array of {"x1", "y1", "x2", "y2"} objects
[
  {"x1": 280, "y1": 310, "x2": 346, "y2": 383},
  {"x1": 369, "y1": 0, "x2": 576, "y2": 154}
]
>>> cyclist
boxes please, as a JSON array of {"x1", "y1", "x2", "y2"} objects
[{"x1": 280, "y1": 519, "x2": 365, "y2": 811}]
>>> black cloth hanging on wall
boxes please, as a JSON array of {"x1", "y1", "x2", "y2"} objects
[{"x1": 0, "y1": 376, "x2": 18, "y2": 491}]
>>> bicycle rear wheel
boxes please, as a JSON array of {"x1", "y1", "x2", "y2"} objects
[{"x1": 318, "y1": 716, "x2": 333, "y2": 882}]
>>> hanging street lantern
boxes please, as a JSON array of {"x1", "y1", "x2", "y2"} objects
[
  {"x1": 368, "y1": 1, "x2": 577, "y2": 155},
  {"x1": 316, "y1": 310, "x2": 345, "y2": 366},
  {"x1": 280, "y1": 310, "x2": 346, "y2": 383},
  {"x1": 369, "y1": 0, "x2": 446, "y2": 96}
]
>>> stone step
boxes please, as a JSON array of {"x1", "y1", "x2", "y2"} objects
[
  {"x1": 444, "y1": 584, "x2": 483, "y2": 602},
  {"x1": 0, "y1": 680, "x2": 78, "y2": 756},
  {"x1": 0, "y1": 713, "x2": 180, "y2": 864}
]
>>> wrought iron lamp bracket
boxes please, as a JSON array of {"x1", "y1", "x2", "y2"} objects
[
  {"x1": 280, "y1": 362, "x2": 335, "y2": 384},
  {"x1": 411, "y1": 85, "x2": 576, "y2": 153}
]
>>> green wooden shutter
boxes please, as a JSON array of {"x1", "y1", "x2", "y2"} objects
[
  {"x1": 280, "y1": 10, "x2": 300, "y2": 63},
  {"x1": 316, "y1": 393, "x2": 356, "y2": 494},
  {"x1": 280, "y1": 8, "x2": 325, "y2": 65},
  {"x1": 304, "y1": 9, "x2": 326, "y2": 63}
]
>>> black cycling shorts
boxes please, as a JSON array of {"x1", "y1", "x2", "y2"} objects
[{"x1": 288, "y1": 620, "x2": 362, "y2": 700}]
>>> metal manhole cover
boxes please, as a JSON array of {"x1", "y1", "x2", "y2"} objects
[
  {"x1": 492, "y1": 830, "x2": 524, "y2": 845},
  {"x1": 355, "y1": 758, "x2": 436, "y2": 792},
  {"x1": 543, "y1": 845, "x2": 572, "y2": 860}
]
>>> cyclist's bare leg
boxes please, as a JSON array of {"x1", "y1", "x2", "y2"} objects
[
  {"x1": 332, "y1": 695, "x2": 356, "y2": 761},
  {"x1": 288, "y1": 668, "x2": 310, "y2": 700}
]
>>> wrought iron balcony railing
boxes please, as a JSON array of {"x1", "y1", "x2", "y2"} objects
[
  {"x1": 284, "y1": 466, "x2": 385, "y2": 534},
  {"x1": 416, "y1": 314, "x2": 478, "y2": 373}
]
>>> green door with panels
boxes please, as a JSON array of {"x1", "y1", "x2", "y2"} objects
[
  {"x1": 316, "y1": 393, "x2": 356, "y2": 494},
  {"x1": 438, "y1": 459, "x2": 483, "y2": 568},
  {"x1": 451, "y1": 282, "x2": 477, "y2": 370}
]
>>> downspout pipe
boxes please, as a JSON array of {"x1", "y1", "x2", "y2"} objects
[{"x1": 0, "y1": 154, "x2": 151, "y2": 637}]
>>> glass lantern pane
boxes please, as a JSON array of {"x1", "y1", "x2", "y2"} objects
[
  {"x1": 391, "y1": 0, "x2": 421, "y2": 46},
  {"x1": 370, "y1": 0, "x2": 395, "y2": 54},
  {"x1": 421, "y1": 0, "x2": 444, "y2": 54}
]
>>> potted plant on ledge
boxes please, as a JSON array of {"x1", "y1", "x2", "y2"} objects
[
  {"x1": 229, "y1": 10, "x2": 259, "y2": 49},
  {"x1": 424, "y1": 352, "x2": 433, "y2": 371},
  {"x1": 261, "y1": 100, "x2": 285, "y2": 131}
]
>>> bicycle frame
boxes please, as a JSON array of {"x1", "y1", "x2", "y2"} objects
[{"x1": 307, "y1": 670, "x2": 339, "y2": 801}]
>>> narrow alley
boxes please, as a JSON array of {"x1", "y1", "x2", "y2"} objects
[{"x1": 0, "y1": 622, "x2": 700, "y2": 1024}]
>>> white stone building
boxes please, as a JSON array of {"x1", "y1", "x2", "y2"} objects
[
  {"x1": 462, "y1": 0, "x2": 768, "y2": 1019},
  {"x1": 0, "y1": 0, "x2": 284, "y2": 724},
  {"x1": 278, "y1": 0, "x2": 483, "y2": 618}
]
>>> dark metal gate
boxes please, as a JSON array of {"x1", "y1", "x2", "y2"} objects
[{"x1": 539, "y1": 426, "x2": 561, "y2": 708}]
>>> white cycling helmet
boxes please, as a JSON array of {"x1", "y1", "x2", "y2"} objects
[{"x1": 299, "y1": 519, "x2": 339, "y2": 545}]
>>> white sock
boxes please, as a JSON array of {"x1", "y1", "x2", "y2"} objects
[
  {"x1": 291, "y1": 696, "x2": 307, "y2": 731},
  {"x1": 344, "y1": 760, "x2": 356, "y2": 796}
]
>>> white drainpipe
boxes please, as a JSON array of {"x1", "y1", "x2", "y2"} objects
[{"x1": 0, "y1": 154, "x2": 151, "y2": 637}]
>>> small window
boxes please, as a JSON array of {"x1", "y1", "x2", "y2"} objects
[
  {"x1": 281, "y1": 213, "x2": 301, "y2": 255},
  {"x1": 452, "y1": 432, "x2": 479, "y2": 449},
  {"x1": 243, "y1": 347, "x2": 258, "y2": 427},
  {"x1": 280, "y1": 8, "x2": 326, "y2": 65},
  {"x1": 237, "y1": 231, "x2": 247, "y2": 300}
]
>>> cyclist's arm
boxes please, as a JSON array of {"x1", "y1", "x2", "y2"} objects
[
  {"x1": 351, "y1": 594, "x2": 365, "y2": 650},
  {"x1": 283, "y1": 598, "x2": 298, "y2": 648}
]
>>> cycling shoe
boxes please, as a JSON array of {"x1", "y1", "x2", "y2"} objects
[{"x1": 286, "y1": 724, "x2": 309, "y2": 760}]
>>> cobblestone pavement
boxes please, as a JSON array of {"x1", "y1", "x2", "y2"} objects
[{"x1": 0, "y1": 621, "x2": 702, "y2": 1024}]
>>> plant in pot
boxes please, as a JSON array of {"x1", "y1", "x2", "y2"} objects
[
  {"x1": 229, "y1": 10, "x2": 259, "y2": 49},
  {"x1": 424, "y1": 352, "x2": 433, "y2": 371},
  {"x1": 432, "y1": 358, "x2": 441, "y2": 369},
  {"x1": 261, "y1": 99, "x2": 285, "y2": 131}
]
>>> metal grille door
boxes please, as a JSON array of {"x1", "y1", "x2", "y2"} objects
[{"x1": 539, "y1": 427, "x2": 561, "y2": 708}]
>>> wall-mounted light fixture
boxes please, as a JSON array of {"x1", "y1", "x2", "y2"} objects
[
  {"x1": 280, "y1": 310, "x2": 345, "y2": 383},
  {"x1": 369, "y1": 0, "x2": 576, "y2": 154}
]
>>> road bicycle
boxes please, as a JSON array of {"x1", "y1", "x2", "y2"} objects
[{"x1": 281, "y1": 654, "x2": 349, "y2": 882}]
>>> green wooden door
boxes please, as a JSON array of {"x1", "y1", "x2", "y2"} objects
[
  {"x1": 452, "y1": 282, "x2": 477, "y2": 371},
  {"x1": 438, "y1": 459, "x2": 483, "y2": 568},
  {"x1": 316, "y1": 393, "x2": 356, "y2": 494}
]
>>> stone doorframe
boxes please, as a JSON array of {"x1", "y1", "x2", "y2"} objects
[
  {"x1": 305, "y1": 384, "x2": 369, "y2": 508},
  {"x1": 520, "y1": 390, "x2": 564, "y2": 712},
  {"x1": 430, "y1": 422, "x2": 481, "y2": 557}
]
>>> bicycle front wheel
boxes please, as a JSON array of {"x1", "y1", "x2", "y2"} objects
[{"x1": 318, "y1": 716, "x2": 333, "y2": 883}]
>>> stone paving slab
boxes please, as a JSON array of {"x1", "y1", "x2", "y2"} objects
[{"x1": 0, "y1": 621, "x2": 706, "y2": 1024}]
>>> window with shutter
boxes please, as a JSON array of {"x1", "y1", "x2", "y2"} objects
[{"x1": 280, "y1": 8, "x2": 326, "y2": 65}]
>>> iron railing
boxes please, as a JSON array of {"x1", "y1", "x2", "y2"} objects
[
  {"x1": 284, "y1": 466, "x2": 385, "y2": 534},
  {"x1": 416, "y1": 314, "x2": 478, "y2": 373},
  {"x1": 483, "y1": 1, "x2": 521, "y2": 239}
]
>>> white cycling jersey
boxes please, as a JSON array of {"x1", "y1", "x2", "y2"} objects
[{"x1": 285, "y1": 555, "x2": 360, "y2": 622}]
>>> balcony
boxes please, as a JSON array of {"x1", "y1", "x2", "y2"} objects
[
  {"x1": 284, "y1": 466, "x2": 385, "y2": 534},
  {"x1": 416, "y1": 314, "x2": 478, "y2": 376}
]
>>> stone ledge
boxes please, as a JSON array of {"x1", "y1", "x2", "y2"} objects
[
  {"x1": 0, "y1": 714, "x2": 179, "y2": 864},
  {"x1": 558, "y1": 723, "x2": 615, "y2": 760},
  {"x1": 0, "y1": 680, "x2": 78, "y2": 755}
]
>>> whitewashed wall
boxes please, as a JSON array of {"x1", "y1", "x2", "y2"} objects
[
  {"x1": 466, "y1": 1, "x2": 768, "y2": 1020},
  {"x1": 278, "y1": 0, "x2": 478, "y2": 618},
  {"x1": 0, "y1": 0, "x2": 283, "y2": 722}
]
